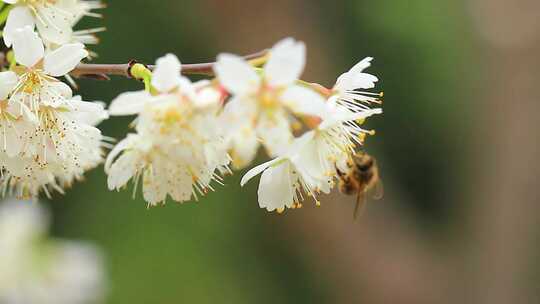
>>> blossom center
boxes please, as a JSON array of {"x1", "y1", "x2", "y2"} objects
[
  {"x1": 257, "y1": 85, "x2": 283, "y2": 111},
  {"x1": 20, "y1": 70, "x2": 44, "y2": 94}
]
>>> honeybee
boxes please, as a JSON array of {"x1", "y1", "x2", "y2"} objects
[{"x1": 337, "y1": 152, "x2": 383, "y2": 219}]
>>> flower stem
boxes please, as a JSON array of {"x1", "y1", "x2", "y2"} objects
[{"x1": 70, "y1": 49, "x2": 269, "y2": 80}]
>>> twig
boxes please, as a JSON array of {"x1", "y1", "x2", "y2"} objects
[{"x1": 69, "y1": 49, "x2": 269, "y2": 79}]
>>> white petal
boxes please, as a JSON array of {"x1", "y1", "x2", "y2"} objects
[
  {"x1": 108, "y1": 91, "x2": 152, "y2": 116},
  {"x1": 6, "y1": 97, "x2": 38, "y2": 123},
  {"x1": 335, "y1": 72, "x2": 378, "y2": 91},
  {"x1": 258, "y1": 161, "x2": 295, "y2": 211},
  {"x1": 12, "y1": 26, "x2": 44, "y2": 67},
  {"x1": 107, "y1": 153, "x2": 138, "y2": 190},
  {"x1": 44, "y1": 43, "x2": 88, "y2": 76},
  {"x1": 3, "y1": 6, "x2": 34, "y2": 47},
  {"x1": 70, "y1": 100, "x2": 109, "y2": 125},
  {"x1": 257, "y1": 110, "x2": 293, "y2": 157},
  {"x1": 152, "y1": 53, "x2": 183, "y2": 93},
  {"x1": 194, "y1": 86, "x2": 221, "y2": 109},
  {"x1": 291, "y1": 133, "x2": 331, "y2": 193},
  {"x1": 0, "y1": 71, "x2": 18, "y2": 100},
  {"x1": 229, "y1": 128, "x2": 259, "y2": 169},
  {"x1": 349, "y1": 57, "x2": 373, "y2": 73},
  {"x1": 240, "y1": 158, "x2": 281, "y2": 187},
  {"x1": 215, "y1": 53, "x2": 260, "y2": 96},
  {"x1": 264, "y1": 38, "x2": 306, "y2": 87},
  {"x1": 280, "y1": 85, "x2": 327, "y2": 117},
  {"x1": 4, "y1": 129, "x2": 24, "y2": 157},
  {"x1": 105, "y1": 135, "x2": 135, "y2": 173},
  {"x1": 38, "y1": 81, "x2": 73, "y2": 107},
  {"x1": 142, "y1": 167, "x2": 168, "y2": 205},
  {"x1": 285, "y1": 130, "x2": 315, "y2": 157},
  {"x1": 34, "y1": 4, "x2": 74, "y2": 45},
  {"x1": 49, "y1": 80, "x2": 73, "y2": 98},
  {"x1": 167, "y1": 166, "x2": 193, "y2": 202},
  {"x1": 178, "y1": 76, "x2": 197, "y2": 100},
  {"x1": 221, "y1": 96, "x2": 257, "y2": 127}
]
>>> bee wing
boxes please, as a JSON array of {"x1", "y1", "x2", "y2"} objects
[
  {"x1": 353, "y1": 191, "x2": 367, "y2": 220},
  {"x1": 370, "y1": 180, "x2": 384, "y2": 200}
]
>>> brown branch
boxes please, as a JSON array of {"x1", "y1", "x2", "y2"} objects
[{"x1": 69, "y1": 49, "x2": 269, "y2": 79}]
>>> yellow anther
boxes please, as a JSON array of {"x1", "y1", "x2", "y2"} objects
[
  {"x1": 292, "y1": 121, "x2": 303, "y2": 131},
  {"x1": 358, "y1": 133, "x2": 367, "y2": 143}
]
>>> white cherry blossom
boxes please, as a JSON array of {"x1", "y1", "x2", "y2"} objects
[
  {"x1": 10, "y1": 26, "x2": 88, "y2": 110},
  {"x1": 106, "y1": 54, "x2": 230, "y2": 206},
  {"x1": 299, "y1": 101, "x2": 382, "y2": 178},
  {"x1": 215, "y1": 37, "x2": 327, "y2": 168},
  {"x1": 3, "y1": 0, "x2": 104, "y2": 47},
  {"x1": 240, "y1": 134, "x2": 332, "y2": 212},
  {"x1": 0, "y1": 199, "x2": 106, "y2": 304},
  {"x1": 332, "y1": 57, "x2": 383, "y2": 112},
  {"x1": 0, "y1": 27, "x2": 107, "y2": 198},
  {"x1": 240, "y1": 97, "x2": 382, "y2": 213}
]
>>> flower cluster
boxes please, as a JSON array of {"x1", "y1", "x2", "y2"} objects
[
  {"x1": 0, "y1": 1, "x2": 383, "y2": 214},
  {"x1": 105, "y1": 38, "x2": 382, "y2": 212},
  {"x1": 0, "y1": 1, "x2": 107, "y2": 198},
  {"x1": 0, "y1": 25, "x2": 107, "y2": 197},
  {"x1": 0, "y1": 199, "x2": 106, "y2": 303},
  {"x1": 106, "y1": 54, "x2": 230, "y2": 206},
  {"x1": 224, "y1": 40, "x2": 383, "y2": 212}
]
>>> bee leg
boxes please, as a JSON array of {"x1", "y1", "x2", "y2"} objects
[{"x1": 335, "y1": 166, "x2": 345, "y2": 177}]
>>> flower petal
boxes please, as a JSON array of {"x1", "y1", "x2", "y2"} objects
[
  {"x1": 142, "y1": 167, "x2": 168, "y2": 206},
  {"x1": 108, "y1": 91, "x2": 152, "y2": 116},
  {"x1": 70, "y1": 100, "x2": 109, "y2": 126},
  {"x1": 194, "y1": 86, "x2": 221, "y2": 109},
  {"x1": 167, "y1": 166, "x2": 193, "y2": 202},
  {"x1": 280, "y1": 85, "x2": 327, "y2": 117},
  {"x1": 105, "y1": 135, "x2": 136, "y2": 173},
  {"x1": 215, "y1": 53, "x2": 260, "y2": 95},
  {"x1": 229, "y1": 129, "x2": 259, "y2": 169},
  {"x1": 334, "y1": 58, "x2": 378, "y2": 91},
  {"x1": 44, "y1": 43, "x2": 88, "y2": 76},
  {"x1": 264, "y1": 38, "x2": 306, "y2": 87},
  {"x1": 34, "y1": 4, "x2": 74, "y2": 45},
  {"x1": 257, "y1": 160, "x2": 295, "y2": 211},
  {"x1": 349, "y1": 57, "x2": 373, "y2": 73},
  {"x1": 0, "y1": 71, "x2": 18, "y2": 100},
  {"x1": 240, "y1": 158, "x2": 281, "y2": 187},
  {"x1": 38, "y1": 81, "x2": 73, "y2": 107},
  {"x1": 335, "y1": 72, "x2": 379, "y2": 91},
  {"x1": 291, "y1": 132, "x2": 332, "y2": 194},
  {"x1": 3, "y1": 6, "x2": 34, "y2": 47},
  {"x1": 257, "y1": 110, "x2": 293, "y2": 157},
  {"x1": 151, "y1": 53, "x2": 182, "y2": 93},
  {"x1": 107, "y1": 152, "x2": 138, "y2": 190},
  {"x1": 12, "y1": 26, "x2": 44, "y2": 67}
]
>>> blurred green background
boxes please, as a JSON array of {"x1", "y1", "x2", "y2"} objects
[{"x1": 44, "y1": 0, "x2": 540, "y2": 303}]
